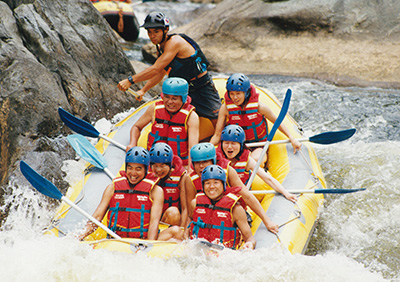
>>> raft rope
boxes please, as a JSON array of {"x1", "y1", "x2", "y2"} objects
[
  {"x1": 297, "y1": 145, "x2": 322, "y2": 186},
  {"x1": 275, "y1": 206, "x2": 302, "y2": 243}
]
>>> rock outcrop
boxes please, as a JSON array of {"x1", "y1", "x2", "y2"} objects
[
  {"x1": 143, "y1": 0, "x2": 400, "y2": 88},
  {"x1": 0, "y1": 0, "x2": 141, "y2": 199}
]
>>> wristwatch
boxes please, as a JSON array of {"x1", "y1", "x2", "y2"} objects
[{"x1": 128, "y1": 76, "x2": 135, "y2": 85}]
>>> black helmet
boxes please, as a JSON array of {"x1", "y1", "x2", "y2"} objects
[{"x1": 141, "y1": 12, "x2": 170, "y2": 29}]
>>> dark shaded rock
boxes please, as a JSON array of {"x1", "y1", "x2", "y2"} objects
[{"x1": 0, "y1": 0, "x2": 142, "y2": 194}]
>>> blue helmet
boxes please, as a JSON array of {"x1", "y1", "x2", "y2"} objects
[
  {"x1": 125, "y1": 147, "x2": 150, "y2": 172},
  {"x1": 201, "y1": 165, "x2": 226, "y2": 191},
  {"x1": 149, "y1": 143, "x2": 173, "y2": 165},
  {"x1": 162, "y1": 77, "x2": 188, "y2": 103},
  {"x1": 221, "y1": 124, "x2": 245, "y2": 145},
  {"x1": 190, "y1": 143, "x2": 216, "y2": 164},
  {"x1": 226, "y1": 73, "x2": 251, "y2": 99}
]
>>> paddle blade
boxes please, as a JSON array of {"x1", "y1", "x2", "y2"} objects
[
  {"x1": 58, "y1": 107, "x2": 100, "y2": 138},
  {"x1": 314, "y1": 188, "x2": 366, "y2": 194},
  {"x1": 67, "y1": 134, "x2": 108, "y2": 170},
  {"x1": 20, "y1": 161, "x2": 63, "y2": 200},
  {"x1": 267, "y1": 89, "x2": 292, "y2": 142},
  {"x1": 309, "y1": 129, "x2": 356, "y2": 145}
]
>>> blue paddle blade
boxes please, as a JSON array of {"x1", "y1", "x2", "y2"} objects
[
  {"x1": 309, "y1": 129, "x2": 356, "y2": 145},
  {"x1": 67, "y1": 134, "x2": 108, "y2": 170},
  {"x1": 20, "y1": 161, "x2": 63, "y2": 200},
  {"x1": 58, "y1": 107, "x2": 100, "y2": 138},
  {"x1": 267, "y1": 89, "x2": 292, "y2": 142},
  {"x1": 314, "y1": 188, "x2": 366, "y2": 194}
]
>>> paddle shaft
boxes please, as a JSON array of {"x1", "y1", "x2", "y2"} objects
[
  {"x1": 246, "y1": 128, "x2": 356, "y2": 148},
  {"x1": 103, "y1": 167, "x2": 115, "y2": 179},
  {"x1": 245, "y1": 89, "x2": 291, "y2": 190},
  {"x1": 251, "y1": 188, "x2": 366, "y2": 195},
  {"x1": 246, "y1": 141, "x2": 271, "y2": 190},
  {"x1": 100, "y1": 133, "x2": 127, "y2": 151},
  {"x1": 251, "y1": 190, "x2": 319, "y2": 195},
  {"x1": 61, "y1": 196, "x2": 122, "y2": 240},
  {"x1": 246, "y1": 138, "x2": 308, "y2": 148}
]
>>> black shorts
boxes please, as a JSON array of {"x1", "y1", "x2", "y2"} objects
[{"x1": 188, "y1": 73, "x2": 222, "y2": 119}]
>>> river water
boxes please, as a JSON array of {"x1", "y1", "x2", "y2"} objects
[{"x1": 1, "y1": 1, "x2": 399, "y2": 282}]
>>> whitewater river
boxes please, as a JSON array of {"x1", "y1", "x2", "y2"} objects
[{"x1": 1, "y1": 1, "x2": 400, "y2": 282}]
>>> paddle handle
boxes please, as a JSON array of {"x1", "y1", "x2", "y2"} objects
[
  {"x1": 61, "y1": 196, "x2": 122, "y2": 240},
  {"x1": 246, "y1": 137, "x2": 309, "y2": 148},
  {"x1": 99, "y1": 134, "x2": 127, "y2": 151},
  {"x1": 126, "y1": 88, "x2": 140, "y2": 99}
]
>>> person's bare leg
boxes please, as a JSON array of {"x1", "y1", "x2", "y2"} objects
[{"x1": 161, "y1": 207, "x2": 181, "y2": 226}]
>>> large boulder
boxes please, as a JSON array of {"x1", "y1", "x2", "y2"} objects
[
  {"x1": 143, "y1": 0, "x2": 400, "y2": 88},
  {"x1": 0, "y1": 0, "x2": 141, "y2": 196}
]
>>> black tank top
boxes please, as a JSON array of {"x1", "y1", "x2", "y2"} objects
[{"x1": 158, "y1": 33, "x2": 210, "y2": 81}]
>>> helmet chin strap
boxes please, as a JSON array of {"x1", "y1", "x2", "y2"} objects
[
  {"x1": 156, "y1": 28, "x2": 169, "y2": 54},
  {"x1": 161, "y1": 28, "x2": 168, "y2": 43}
]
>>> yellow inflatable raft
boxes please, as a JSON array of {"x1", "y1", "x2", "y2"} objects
[{"x1": 44, "y1": 78, "x2": 326, "y2": 256}]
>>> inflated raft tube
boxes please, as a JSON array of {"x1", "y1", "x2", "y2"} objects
[{"x1": 44, "y1": 78, "x2": 326, "y2": 255}]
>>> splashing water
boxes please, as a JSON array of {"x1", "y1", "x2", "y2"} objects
[{"x1": 1, "y1": 74, "x2": 397, "y2": 281}]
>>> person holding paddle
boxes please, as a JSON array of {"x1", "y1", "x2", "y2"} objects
[
  {"x1": 186, "y1": 143, "x2": 279, "y2": 234},
  {"x1": 117, "y1": 11, "x2": 221, "y2": 125},
  {"x1": 78, "y1": 147, "x2": 180, "y2": 241},
  {"x1": 149, "y1": 143, "x2": 188, "y2": 228},
  {"x1": 210, "y1": 73, "x2": 301, "y2": 162},
  {"x1": 127, "y1": 77, "x2": 199, "y2": 168},
  {"x1": 189, "y1": 165, "x2": 256, "y2": 249},
  {"x1": 217, "y1": 124, "x2": 297, "y2": 203}
]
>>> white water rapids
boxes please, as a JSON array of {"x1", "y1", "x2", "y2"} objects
[
  {"x1": 1, "y1": 77, "x2": 398, "y2": 282},
  {"x1": 1, "y1": 2, "x2": 400, "y2": 281}
]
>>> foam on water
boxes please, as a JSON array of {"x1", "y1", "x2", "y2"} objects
[
  {"x1": 309, "y1": 140, "x2": 400, "y2": 280},
  {"x1": 3, "y1": 69, "x2": 399, "y2": 280},
  {"x1": 1, "y1": 109, "x2": 393, "y2": 282},
  {"x1": 0, "y1": 208, "x2": 386, "y2": 282}
]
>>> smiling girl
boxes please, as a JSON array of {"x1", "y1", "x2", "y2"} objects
[
  {"x1": 149, "y1": 143, "x2": 188, "y2": 227},
  {"x1": 210, "y1": 73, "x2": 302, "y2": 163},
  {"x1": 217, "y1": 125, "x2": 297, "y2": 203}
]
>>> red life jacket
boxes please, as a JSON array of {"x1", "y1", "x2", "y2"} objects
[
  {"x1": 217, "y1": 146, "x2": 251, "y2": 186},
  {"x1": 189, "y1": 152, "x2": 230, "y2": 193},
  {"x1": 157, "y1": 155, "x2": 186, "y2": 212},
  {"x1": 225, "y1": 85, "x2": 268, "y2": 143},
  {"x1": 147, "y1": 97, "x2": 195, "y2": 166},
  {"x1": 190, "y1": 192, "x2": 241, "y2": 249},
  {"x1": 107, "y1": 171, "x2": 159, "y2": 239}
]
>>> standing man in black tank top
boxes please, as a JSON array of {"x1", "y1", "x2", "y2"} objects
[{"x1": 117, "y1": 12, "x2": 221, "y2": 125}]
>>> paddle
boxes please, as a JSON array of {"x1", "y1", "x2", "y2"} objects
[
  {"x1": 67, "y1": 134, "x2": 115, "y2": 179},
  {"x1": 126, "y1": 88, "x2": 141, "y2": 100},
  {"x1": 58, "y1": 107, "x2": 127, "y2": 151},
  {"x1": 250, "y1": 188, "x2": 366, "y2": 195},
  {"x1": 245, "y1": 89, "x2": 292, "y2": 190},
  {"x1": 246, "y1": 128, "x2": 356, "y2": 148},
  {"x1": 19, "y1": 160, "x2": 122, "y2": 240}
]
